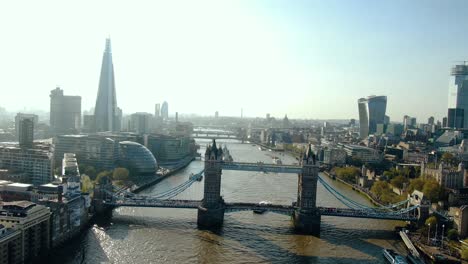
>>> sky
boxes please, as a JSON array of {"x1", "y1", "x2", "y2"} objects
[{"x1": 0, "y1": 0, "x2": 467, "y2": 122}]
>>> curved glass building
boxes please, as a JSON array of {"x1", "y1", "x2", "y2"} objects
[
  {"x1": 118, "y1": 141, "x2": 158, "y2": 175},
  {"x1": 358, "y1": 95, "x2": 387, "y2": 138}
]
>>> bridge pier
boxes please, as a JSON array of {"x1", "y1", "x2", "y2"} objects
[
  {"x1": 293, "y1": 210, "x2": 321, "y2": 235},
  {"x1": 197, "y1": 140, "x2": 225, "y2": 229},
  {"x1": 197, "y1": 206, "x2": 225, "y2": 228},
  {"x1": 293, "y1": 145, "x2": 321, "y2": 235}
]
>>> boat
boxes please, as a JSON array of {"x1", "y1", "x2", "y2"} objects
[
  {"x1": 382, "y1": 249, "x2": 408, "y2": 264},
  {"x1": 258, "y1": 146, "x2": 265, "y2": 151},
  {"x1": 253, "y1": 201, "x2": 270, "y2": 214}
]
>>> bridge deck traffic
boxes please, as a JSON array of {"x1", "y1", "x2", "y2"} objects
[{"x1": 105, "y1": 199, "x2": 417, "y2": 221}]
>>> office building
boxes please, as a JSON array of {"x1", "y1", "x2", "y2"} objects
[
  {"x1": 54, "y1": 134, "x2": 157, "y2": 174},
  {"x1": 0, "y1": 144, "x2": 53, "y2": 185},
  {"x1": 340, "y1": 144, "x2": 382, "y2": 163},
  {"x1": 0, "y1": 224, "x2": 22, "y2": 264},
  {"x1": 130, "y1": 112, "x2": 153, "y2": 134},
  {"x1": 94, "y1": 38, "x2": 120, "y2": 132},
  {"x1": 428, "y1": 116, "x2": 435, "y2": 125},
  {"x1": 18, "y1": 118, "x2": 34, "y2": 148},
  {"x1": 0, "y1": 201, "x2": 50, "y2": 263},
  {"x1": 155, "y1": 103, "x2": 161, "y2": 118},
  {"x1": 118, "y1": 141, "x2": 158, "y2": 175},
  {"x1": 144, "y1": 134, "x2": 195, "y2": 168},
  {"x1": 358, "y1": 95, "x2": 387, "y2": 138},
  {"x1": 376, "y1": 123, "x2": 386, "y2": 135},
  {"x1": 448, "y1": 63, "x2": 468, "y2": 129},
  {"x1": 161, "y1": 101, "x2": 169, "y2": 120},
  {"x1": 14, "y1": 113, "x2": 38, "y2": 141},
  {"x1": 442, "y1": 117, "x2": 448, "y2": 127},
  {"x1": 386, "y1": 123, "x2": 404, "y2": 136},
  {"x1": 50, "y1": 87, "x2": 81, "y2": 135},
  {"x1": 54, "y1": 135, "x2": 118, "y2": 171},
  {"x1": 322, "y1": 148, "x2": 347, "y2": 165}
]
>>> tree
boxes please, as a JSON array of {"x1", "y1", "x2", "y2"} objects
[
  {"x1": 113, "y1": 168, "x2": 130, "y2": 181},
  {"x1": 95, "y1": 170, "x2": 112, "y2": 184},
  {"x1": 85, "y1": 166, "x2": 97, "y2": 180},
  {"x1": 422, "y1": 179, "x2": 442, "y2": 202},
  {"x1": 462, "y1": 247, "x2": 468, "y2": 261},
  {"x1": 425, "y1": 216, "x2": 438, "y2": 227},
  {"x1": 440, "y1": 152, "x2": 458, "y2": 166},
  {"x1": 371, "y1": 181, "x2": 391, "y2": 198},
  {"x1": 81, "y1": 175, "x2": 94, "y2": 193},
  {"x1": 335, "y1": 167, "x2": 360, "y2": 183},
  {"x1": 391, "y1": 175, "x2": 407, "y2": 190},
  {"x1": 407, "y1": 178, "x2": 425, "y2": 193},
  {"x1": 446, "y1": 229, "x2": 459, "y2": 241}
]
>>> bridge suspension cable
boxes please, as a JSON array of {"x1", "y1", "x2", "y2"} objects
[
  {"x1": 318, "y1": 176, "x2": 410, "y2": 213},
  {"x1": 115, "y1": 170, "x2": 204, "y2": 201}
]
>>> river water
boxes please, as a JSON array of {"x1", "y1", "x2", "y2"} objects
[{"x1": 52, "y1": 139, "x2": 407, "y2": 264}]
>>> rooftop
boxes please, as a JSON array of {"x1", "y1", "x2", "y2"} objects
[{"x1": 2, "y1": 200, "x2": 35, "y2": 209}]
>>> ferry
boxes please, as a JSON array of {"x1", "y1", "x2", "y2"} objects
[
  {"x1": 253, "y1": 201, "x2": 270, "y2": 214},
  {"x1": 382, "y1": 249, "x2": 408, "y2": 264}
]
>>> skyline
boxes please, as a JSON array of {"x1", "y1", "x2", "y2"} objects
[{"x1": 1, "y1": 1, "x2": 468, "y2": 121}]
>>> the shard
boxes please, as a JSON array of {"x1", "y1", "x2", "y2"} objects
[{"x1": 94, "y1": 38, "x2": 120, "y2": 132}]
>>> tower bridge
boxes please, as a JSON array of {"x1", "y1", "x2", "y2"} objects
[{"x1": 94, "y1": 140, "x2": 425, "y2": 235}]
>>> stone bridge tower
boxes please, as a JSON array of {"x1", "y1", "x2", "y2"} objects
[
  {"x1": 197, "y1": 139, "x2": 225, "y2": 228},
  {"x1": 293, "y1": 145, "x2": 321, "y2": 234}
]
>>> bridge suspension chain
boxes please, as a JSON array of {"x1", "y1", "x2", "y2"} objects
[{"x1": 317, "y1": 176, "x2": 411, "y2": 214}]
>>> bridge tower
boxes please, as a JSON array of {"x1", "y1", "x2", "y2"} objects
[
  {"x1": 197, "y1": 139, "x2": 225, "y2": 228},
  {"x1": 293, "y1": 145, "x2": 321, "y2": 235}
]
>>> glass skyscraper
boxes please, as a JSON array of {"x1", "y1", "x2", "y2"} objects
[
  {"x1": 161, "y1": 101, "x2": 169, "y2": 120},
  {"x1": 447, "y1": 64, "x2": 468, "y2": 129},
  {"x1": 358, "y1": 95, "x2": 387, "y2": 138},
  {"x1": 94, "y1": 38, "x2": 120, "y2": 132}
]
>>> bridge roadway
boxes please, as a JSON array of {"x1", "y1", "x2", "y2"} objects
[
  {"x1": 193, "y1": 136, "x2": 241, "y2": 140},
  {"x1": 105, "y1": 199, "x2": 417, "y2": 221},
  {"x1": 221, "y1": 162, "x2": 302, "y2": 173}
]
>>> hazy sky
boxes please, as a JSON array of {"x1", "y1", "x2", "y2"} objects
[{"x1": 1, "y1": 0, "x2": 467, "y2": 121}]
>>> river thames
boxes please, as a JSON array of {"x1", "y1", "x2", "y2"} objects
[{"x1": 51, "y1": 139, "x2": 407, "y2": 263}]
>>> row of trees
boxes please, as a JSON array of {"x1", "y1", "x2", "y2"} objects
[
  {"x1": 334, "y1": 167, "x2": 360, "y2": 183},
  {"x1": 370, "y1": 181, "x2": 405, "y2": 204},
  {"x1": 407, "y1": 177, "x2": 445, "y2": 202}
]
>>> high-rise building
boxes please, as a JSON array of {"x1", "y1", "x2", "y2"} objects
[
  {"x1": 161, "y1": 101, "x2": 168, "y2": 120},
  {"x1": 0, "y1": 144, "x2": 53, "y2": 185},
  {"x1": 428, "y1": 116, "x2": 435, "y2": 125},
  {"x1": 94, "y1": 38, "x2": 120, "y2": 132},
  {"x1": 155, "y1": 103, "x2": 161, "y2": 118},
  {"x1": 215, "y1": 111, "x2": 219, "y2": 118},
  {"x1": 0, "y1": 201, "x2": 50, "y2": 263},
  {"x1": 15, "y1": 113, "x2": 38, "y2": 141},
  {"x1": 50, "y1": 87, "x2": 81, "y2": 135},
  {"x1": 384, "y1": 115, "x2": 390, "y2": 125},
  {"x1": 442, "y1": 117, "x2": 448, "y2": 127},
  {"x1": 130, "y1": 112, "x2": 153, "y2": 134},
  {"x1": 18, "y1": 118, "x2": 34, "y2": 148},
  {"x1": 357, "y1": 95, "x2": 387, "y2": 138},
  {"x1": 447, "y1": 63, "x2": 468, "y2": 129}
]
